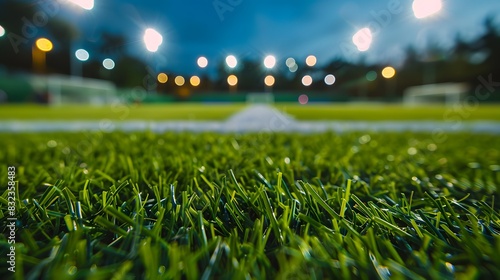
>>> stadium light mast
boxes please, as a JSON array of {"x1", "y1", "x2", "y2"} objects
[
  {"x1": 412, "y1": 0, "x2": 442, "y2": 19},
  {"x1": 263, "y1": 55, "x2": 276, "y2": 92},
  {"x1": 33, "y1": 38, "x2": 53, "y2": 73},
  {"x1": 63, "y1": 0, "x2": 94, "y2": 77},
  {"x1": 68, "y1": 0, "x2": 94, "y2": 10},
  {"x1": 144, "y1": 28, "x2": 163, "y2": 52}
]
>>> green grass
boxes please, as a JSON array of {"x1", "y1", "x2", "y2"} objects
[
  {"x1": 1, "y1": 103, "x2": 499, "y2": 121},
  {"x1": 1, "y1": 131, "x2": 500, "y2": 279}
]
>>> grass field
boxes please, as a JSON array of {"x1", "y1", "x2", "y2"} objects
[
  {"x1": 0, "y1": 103, "x2": 499, "y2": 121},
  {"x1": 1, "y1": 131, "x2": 499, "y2": 279}
]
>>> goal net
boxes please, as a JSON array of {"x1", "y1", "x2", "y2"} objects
[
  {"x1": 29, "y1": 75, "x2": 117, "y2": 106},
  {"x1": 403, "y1": 83, "x2": 469, "y2": 106}
]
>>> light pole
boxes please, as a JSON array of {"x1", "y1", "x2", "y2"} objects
[
  {"x1": 73, "y1": 48, "x2": 90, "y2": 77},
  {"x1": 64, "y1": 1, "x2": 94, "y2": 77},
  {"x1": 263, "y1": 55, "x2": 276, "y2": 93},
  {"x1": 33, "y1": 38, "x2": 53, "y2": 74},
  {"x1": 68, "y1": 0, "x2": 94, "y2": 10}
]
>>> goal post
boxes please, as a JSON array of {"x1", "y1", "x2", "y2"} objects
[
  {"x1": 29, "y1": 75, "x2": 118, "y2": 106},
  {"x1": 403, "y1": 83, "x2": 469, "y2": 106}
]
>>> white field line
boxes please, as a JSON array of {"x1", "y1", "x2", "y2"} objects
[{"x1": 0, "y1": 120, "x2": 500, "y2": 134}]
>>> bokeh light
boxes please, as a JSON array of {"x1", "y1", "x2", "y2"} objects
[
  {"x1": 263, "y1": 55, "x2": 276, "y2": 69},
  {"x1": 102, "y1": 58, "x2": 115, "y2": 70},
  {"x1": 289, "y1": 64, "x2": 298, "y2": 72},
  {"x1": 35, "y1": 38, "x2": 53, "y2": 52},
  {"x1": 413, "y1": 0, "x2": 442, "y2": 19},
  {"x1": 0, "y1": 25, "x2": 5, "y2": 37},
  {"x1": 144, "y1": 28, "x2": 163, "y2": 52},
  {"x1": 353, "y1": 28, "x2": 373, "y2": 52},
  {"x1": 157, "y1": 73, "x2": 168, "y2": 84},
  {"x1": 175, "y1": 76, "x2": 185, "y2": 86},
  {"x1": 285, "y1": 57, "x2": 296, "y2": 68},
  {"x1": 197, "y1": 56, "x2": 208, "y2": 68},
  {"x1": 298, "y1": 94, "x2": 309, "y2": 105},
  {"x1": 382, "y1": 66, "x2": 396, "y2": 79},
  {"x1": 324, "y1": 74, "x2": 336, "y2": 85},
  {"x1": 302, "y1": 75, "x2": 313, "y2": 86},
  {"x1": 227, "y1": 74, "x2": 238, "y2": 86},
  {"x1": 75, "y1": 49, "x2": 89, "y2": 61},
  {"x1": 190, "y1": 75, "x2": 201, "y2": 87},
  {"x1": 305, "y1": 55, "x2": 317, "y2": 67},
  {"x1": 264, "y1": 75, "x2": 275, "y2": 87},
  {"x1": 68, "y1": 0, "x2": 94, "y2": 10},
  {"x1": 226, "y1": 55, "x2": 237, "y2": 68},
  {"x1": 366, "y1": 71, "x2": 377, "y2": 81}
]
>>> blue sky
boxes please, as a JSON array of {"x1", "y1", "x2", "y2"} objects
[{"x1": 62, "y1": 0, "x2": 500, "y2": 75}]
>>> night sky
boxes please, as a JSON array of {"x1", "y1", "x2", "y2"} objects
[{"x1": 61, "y1": 0, "x2": 500, "y2": 75}]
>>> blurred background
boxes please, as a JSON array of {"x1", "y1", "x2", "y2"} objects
[{"x1": 0, "y1": 0, "x2": 499, "y2": 105}]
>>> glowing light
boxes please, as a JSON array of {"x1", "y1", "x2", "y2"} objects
[
  {"x1": 263, "y1": 55, "x2": 276, "y2": 69},
  {"x1": 190, "y1": 76, "x2": 201, "y2": 87},
  {"x1": 35, "y1": 38, "x2": 53, "y2": 52},
  {"x1": 382, "y1": 66, "x2": 396, "y2": 79},
  {"x1": 0, "y1": 25, "x2": 5, "y2": 37},
  {"x1": 352, "y1": 28, "x2": 373, "y2": 52},
  {"x1": 324, "y1": 74, "x2": 336, "y2": 85},
  {"x1": 197, "y1": 56, "x2": 208, "y2": 68},
  {"x1": 144, "y1": 28, "x2": 163, "y2": 52},
  {"x1": 298, "y1": 94, "x2": 309, "y2": 105},
  {"x1": 75, "y1": 49, "x2": 89, "y2": 61},
  {"x1": 102, "y1": 58, "x2": 115, "y2": 70},
  {"x1": 285, "y1": 58, "x2": 296, "y2": 68},
  {"x1": 264, "y1": 75, "x2": 275, "y2": 87},
  {"x1": 68, "y1": 0, "x2": 94, "y2": 10},
  {"x1": 366, "y1": 71, "x2": 377, "y2": 81},
  {"x1": 302, "y1": 75, "x2": 313, "y2": 86},
  {"x1": 157, "y1": 73, "x2": 168, "y2": 84},
  {"x1": 174, "y1": 76, "x2": 185, "y2": 86},
  {"x1": 413, "y1": 0, "x2": 442, "y2": 19},
  {"x1": 227, "y1": 74, "x2": 238, "y2": 86},
  {"x1": 289, "y1": 64, "x2": 298, "y2": 72},
  {"x1": 225, "y1": 55, "x2": 237, "y2": 68},
  {"x1": 305, "y1": 55, "x2": 317, "y2": 67}
]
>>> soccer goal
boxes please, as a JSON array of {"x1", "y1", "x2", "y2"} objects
[
  {"x1": 403, "y1": 83, "x2": 469, "y2": 106},
  {"x1": 29, "y1": 75, "x2": 118, "y2": 106}
]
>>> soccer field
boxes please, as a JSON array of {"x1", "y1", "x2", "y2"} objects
[
  {"x1": 1, "y1": 103, "x2": 499, "y2": 121},
  {"x1": 1, "y1": 131, "x2": 499, "y2": 279}
]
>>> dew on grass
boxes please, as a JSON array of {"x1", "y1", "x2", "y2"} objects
[
  {"x1": 358, "y1": 134, "x2": 371, "y2": 144},
  {"x1": 408, "y1": 147, "x2": 417, "y2": 155},
  {"x1": 427, "y1": 143, "x2": 437, "y2": 151},
  {"x1": 47, "y1": 140, "x2": 57, "y2": 148},
  {"x1": 198, "y1": 166, "x2": 206, "y2": 173},
  {"x1": 284, "y1": 157, "x2": 290, "y2": 164},
  {"x1": 158, "y1": 266, "x2": 166, "y2": 274}
]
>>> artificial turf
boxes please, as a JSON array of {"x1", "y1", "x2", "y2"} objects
[
  {"x1": 1, "y1": 103, "x2": 499, "y2": 121},
  {"x1": 1, "y1": 131, "x2": 499, "y2": 279}
]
